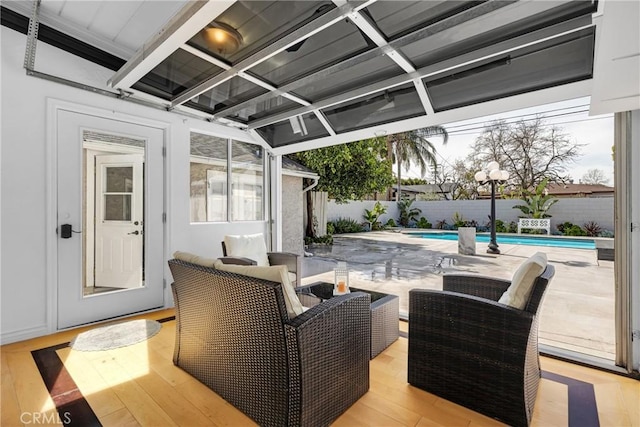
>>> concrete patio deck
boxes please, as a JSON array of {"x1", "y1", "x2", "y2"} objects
[{"x1": 301, "y1": 231, "x2": 615, "y2": 361}]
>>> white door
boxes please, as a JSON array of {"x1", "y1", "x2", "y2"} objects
[
  {"x1": 57, "y1": 110, "x2": 165, "y2": 329},
  {"x1": 95, "y1": 154, "x2": 144, "y2": 289}
]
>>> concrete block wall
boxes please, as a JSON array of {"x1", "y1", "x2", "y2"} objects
[{"x1": 328, "y1": 198, "x2": 614, "y2": 232}]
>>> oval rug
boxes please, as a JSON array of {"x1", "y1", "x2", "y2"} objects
[{"x1": 70, "y1": 319, "x2": 161, "y2": 351}]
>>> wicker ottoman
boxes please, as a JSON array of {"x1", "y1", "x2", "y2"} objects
[{"x1": 298, "y1": 282, "x2": 399, "y2": 358}]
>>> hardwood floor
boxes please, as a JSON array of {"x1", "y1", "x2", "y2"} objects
[{"x1": 1, "y1": 310, "x2": 638, "y2": 427}]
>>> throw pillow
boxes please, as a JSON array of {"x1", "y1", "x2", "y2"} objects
[
  {"x1": 213, "y1": 259, "x2": 304, "y2": 318},
  {"x1": 498, "y1": 252, "x2": 547, "y2": 309},
  {"x1": 224, "y1": 233, "x2": 270, "y2": 267},
  {"x1": 173, "y1": 251, "x2": 216, "y2": 268}
]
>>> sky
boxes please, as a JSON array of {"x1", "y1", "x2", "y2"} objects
[{"x1": 405, "y1": 96, "x2": 615, "y2": 186}]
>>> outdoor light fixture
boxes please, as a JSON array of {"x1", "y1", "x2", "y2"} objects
[
  {"x1": 475, "y1": 161, "x2": 509, "y2": 254},
  {"x1": 203, "y1": 22, "x2": 243, "y2": 54}
]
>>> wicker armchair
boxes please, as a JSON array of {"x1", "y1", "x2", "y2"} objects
[
  {"x1": 408, "y1": 265, "x2": 555, "y2": 427},
  {"x1": 220, "y1": 240, "x2": 302, "y2": 287},
  {"x1": 168, "y1": 259, "x2": 371, "y2": 427}
]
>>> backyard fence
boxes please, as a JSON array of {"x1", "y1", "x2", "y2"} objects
[{"x1": 327, "y1": 198, "x2": 614, "y2": 233}]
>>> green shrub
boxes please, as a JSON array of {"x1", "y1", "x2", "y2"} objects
[
  {"x1": 565, "y1": 224, "x2": 587, "y2": 236},
  {"x1": 330, "y1": 217, "x2": 365, "y2": 234},
  {"x1": 304, "y1": 235, "x2": 334, "y2": 245},
  {"x1": 416, "y1": 217, "x2": 432, "y2": 229},
  {"x1": 556, "y1": 221, "x2": 587, "y2": 236},
  {"x1": 326, "y1": 222, "x2": 335, "y2": 235},
  {"x1": 386, "y1": 218, "x2": 397, "y2": 227},
  {"x1": 495, "y1": 219, "x2": 507, "y2": 233}
]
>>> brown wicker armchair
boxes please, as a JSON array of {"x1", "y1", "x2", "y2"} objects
[
  {"x1": 408, "y1": 265, "x2": 555, "y2": 427},
  {"x1": 168, "y1": 259, "x2": 371, "y2": 427}
]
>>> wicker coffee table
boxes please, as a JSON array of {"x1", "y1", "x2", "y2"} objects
[{"x1": 297, "y1": 282, "x2": 399, "y2": 358}]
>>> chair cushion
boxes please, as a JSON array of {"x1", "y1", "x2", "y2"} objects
[
  {"x1": 498, "y1": 252, "x2": 547, "y2": 309},
  {"x1": 214, "y1": 260, "x2": 305, "y2": 319},
  {"x1": 224, "y1": 233, "x2": 270, "y2": 267},
  {"x1": 173, "y1": 251, "x2": 216, "y2": 268}
]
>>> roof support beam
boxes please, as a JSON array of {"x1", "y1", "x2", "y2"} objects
[{"x1": 108, "y1": 1, "x2": 235, "y2": 89}]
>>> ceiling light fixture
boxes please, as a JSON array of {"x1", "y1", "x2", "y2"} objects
[{"x1": 202, "y1": 21, "x2": 243, "y2": 55}]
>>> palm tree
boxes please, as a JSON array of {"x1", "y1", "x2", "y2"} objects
[{"x1": 385, "y1": 126, "x2": 448, "y2": 201}]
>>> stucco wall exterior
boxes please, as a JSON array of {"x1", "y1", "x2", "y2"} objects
[
  {"x1": 282, "y1": 175, "x2": 304, "y2": 255},
  {"x1": 328, "y1": 198, "x2": 615, "y2": 232}
]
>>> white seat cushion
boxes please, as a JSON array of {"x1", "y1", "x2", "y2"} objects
[
  {"x1": 498, "y1": 252, "x2": 547, "y2": 309},
  {"x1": 214, "y1": 260, "x2": 304, "y2": 319},
  {"x1": 224, "y1": 233, "x2": 270, "y2": 267},
  {"x1": 173, "y1": 251, "x2": 216, "y2": 268}
]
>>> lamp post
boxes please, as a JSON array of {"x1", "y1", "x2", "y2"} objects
[{"x1": 475, "y1": 161, "x2": 509, "y2": 254}]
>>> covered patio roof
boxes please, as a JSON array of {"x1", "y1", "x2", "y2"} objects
[{"x1": 3, "y1": 0, "x2": 639, "y2": 155}]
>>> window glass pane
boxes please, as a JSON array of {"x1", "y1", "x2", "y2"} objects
[
  {"x1": 322, "y1": 83, "x2": 424, "y2": 133},
  {"x1": 186, "y1": 1, "x2": 334, "y2": 64},
  {"x1": 365, "y1": 1, "x2": 473, "y2": 40},
  {"x1": 250, "y1": 18, "x2": 373, "y2": 86},
  {"x1": 255, "y1": 112, "x2": 330, "y2": 147},
  {"x1": 399, "y1": 1, "x2": 597, "y2": 70},
  {"x1": 135, "y1": 49, "x2": 223, "y2": 99},
  {"x1": 224, "y1": 94, "x2": 299, "y2": 123},
  {"x1": 423, "y1": 28, "x2": 595, "y2": 112},
  {"x1": 104, "y1": 195, "x2": 131, "y2": 221},
  {"x1": 190, "y1": 133, "x2": 228, "y2": 222},
  {"x1": 106, "y1": 167, "x2": 133, "y2": 192},
  {"x1": 185, "y1": 76, "x2": 268, "y2": 114},
  {"x1": 291, "y1": 55, "x2": 404, "y2": 102},
  {"x1": 232, "y1": 141, "x2": 263, "y2": 221}
]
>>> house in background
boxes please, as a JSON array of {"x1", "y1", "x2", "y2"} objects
[
  {"x1": 1, "y1": 0, "x2": 639, "y2": 374},
  {"x1": 546, "y1": 183, "x2": 615, "y2": 198}
]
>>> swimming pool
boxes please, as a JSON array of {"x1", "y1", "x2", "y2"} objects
[{"x1": 411, "y1": 231, "x2": 596, "y2": 249}]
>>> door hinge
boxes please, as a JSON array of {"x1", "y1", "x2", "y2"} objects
[
  {"x1": 631, "y1": 223, "x2": 638, "y2": 232},
  {"x1": 162, "y1": 146, "x2": 166, "y2": 157},
  {"x1": 162, "y1": 212, "x2": 167, "y2": 223},
  {"x1": 163, "y1": 278, "x2": 167, "y2": 289},
  {"x1": 632, "y1": 330, "x2": 640, "y2": 341}
]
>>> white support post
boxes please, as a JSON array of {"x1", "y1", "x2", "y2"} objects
[{"x1": 270, "y1": 154, "x2": 283, "y2": 252}]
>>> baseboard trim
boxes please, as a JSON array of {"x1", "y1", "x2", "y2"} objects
[{"x1": 1, "y1": 324, "x2": 50, "y2": 345}]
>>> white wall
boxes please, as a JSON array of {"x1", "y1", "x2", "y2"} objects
[
  {"x1": 0, "y1": 27, "x2": 266, "y2": 344},
  {"x1": 328, "y1": 198, "x2": 615, "y2": 232}
]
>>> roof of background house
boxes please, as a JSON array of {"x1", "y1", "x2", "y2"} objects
[
  {"x1": 396, "y1": 184, "x2": 454, "y2": 194},
  {"x1": 546, "y1": 183, "x2": 614, "y2": 195}
]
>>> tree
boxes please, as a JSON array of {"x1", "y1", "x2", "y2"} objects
[
  {"x1": 432, "y1": 159, "x2": 482, "y2": 200},
  {"x1": 581, "y1": 168, "x2": 609, "y2": 185},
  {"x1": 291, "y1": 138, "x2": 394, "y2": 203},
  {"x1": 467, "y1": 117, "x2": 583, "y2": 191},
  {"x1": 385, "y1": 127, "x2": 448, "y2": 201}
]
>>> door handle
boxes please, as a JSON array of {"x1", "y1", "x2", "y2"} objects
[{"x1": 128, "y1": 230, "x2": 140, "y2": 235}]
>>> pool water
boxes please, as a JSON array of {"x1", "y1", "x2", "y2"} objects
[{"x1": 411, "y1": 231, "x2": 596, "y2": 249}]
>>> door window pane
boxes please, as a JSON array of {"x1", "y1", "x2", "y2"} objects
[
  {"x1": 232, "y1": 141, "x2": 263, "y2": 221},
  {"x1": 104, "y1": 195, "x2": 132, "y2": 221},
  {"x1": 190, "y1": 133, "x2": 228, "y2": 222},
  {"x1": 106, "y1": 167, "x2": 133, "y2": 192}
]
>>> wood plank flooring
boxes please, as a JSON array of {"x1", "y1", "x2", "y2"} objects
[{"x1": 1, "y1": 310, "x2": 638, "y2": 427}]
